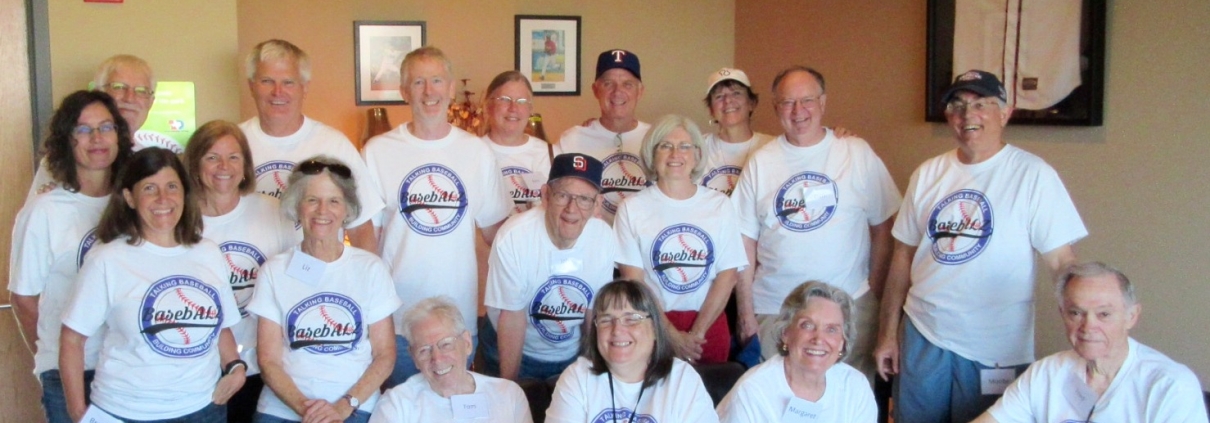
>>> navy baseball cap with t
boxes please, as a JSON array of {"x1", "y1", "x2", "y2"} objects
[
  {"x1": 595, "y1": 49, "x2": 641, "y2": 81},
  {"x1": 549, "y1": 153, "x2": 604, "y2": 190},
  {"x1": 942, "y1": 70, "x2": 1008, "y2": 104}
]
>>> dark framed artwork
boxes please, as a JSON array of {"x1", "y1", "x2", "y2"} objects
[
  {"x1": 925, "y1": 0, "x2": 1106, "y2": 126},
  {"x1": 354, "y1": 20, "x2": 426, "y2": 105},
  {"x1": 515, "y1": 15, "x2": 582, "y2": 96}
]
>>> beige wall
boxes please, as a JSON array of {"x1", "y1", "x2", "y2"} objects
[
  {"x1": 49, "y1": 0, "x2": 242, "y2": 124},
  {"x1": 236, "y1": 0, "x2": 735, "y2": 145},
  {"x1": 737, "y1": 1, "x2": 1210, "y2": 386}
]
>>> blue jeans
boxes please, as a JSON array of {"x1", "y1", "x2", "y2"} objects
[
  {"x1": 252, "y1": 410, "x2": 369, "y2": 423},
  {"x1": 893, "y1": 319, "x2": 1029, "y2": 423},
  {"x1": 101, "y1": 402, "x2": 226, "y2": 423},
  {"x1": 40, "y1": 369, "x2": 95, "y2": 423},
  {"x1": 382, "y1": 334, "x2": 478, "y2": 389},
  {"x1": 478, "y1": 319, "x2": 576, "y2": 381}
]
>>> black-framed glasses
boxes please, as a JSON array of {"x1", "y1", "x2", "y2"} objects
[
  {"x1": 492, "y1": 96, "x2": 532, "y2": 106},
  {"x1": 296, "y1": 160, "x2": 352, "y2": 179},
  {"x1": 72, "y1": 123, "x2": 117, "y2": 139},
  {"x1": 594, "y1": 312, "x2": 651, "y2": 328},
  {"x1": 550, "y1": 191, "x2": 596, "y2": 210},
  {"x1": 102, "y1": 82, "x2": 155, "y2": 99}
]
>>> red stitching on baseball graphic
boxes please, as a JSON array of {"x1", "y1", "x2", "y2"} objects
[
  {"x1": 725, "y1": 175, "x2": 737, "y2": 191},
  {"x1": 273, "y1": 171, "x2": 288, "y2": 191},
  {"x1": 177, "y1": 288, "x2": 216, "y2": 318},
  {"x1": 551, "y1": 286, "x2": 584, "y2": 333},
  {"x1": 176, "y1": 327, "x2": 191, "y2": 344},
  {"x1": 152, "y1": 308, "x2": 191, "y2": 345},
  {"x1": 225, "y1": 254, "x2": 253, "y2": 281},
  {"x1": 319, "y1": 305, "x2": 348, "y2": 335},
  {"x1": 618, "y1": 162, "x2": 640, "y2": 180},
  {"x1": 508, "y1": 174, "x2": 528, "y2": 192},
  {"x1": 952, "y1": 201, "x2": 973, "y2": 252}
]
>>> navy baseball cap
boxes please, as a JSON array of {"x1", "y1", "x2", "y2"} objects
[
  {"x1": 549, "y1": 153, "x2": 604, "y2": 190},
  {"x1": 942, "y1": 70, "x2": 1008, "y2": 104},
  {"x1": 595, "y1": 49, "x2": 641, "y2": 81}
]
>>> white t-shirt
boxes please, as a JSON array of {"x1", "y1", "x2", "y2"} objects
[
  {"x1": 240, "y1": 116, "x2": 385, "y2": 227},
  {"x1": 988, "y1": 338, "x2": 1208, "y2": 423},
  {"x1": 201, "y1": 193, "x2": 299, "y2": 375},
  {"x1": 546, "y1": 357, "x2": 719, "y2": 423},
  {"x1": 245, "y1": 246, "x2": 402, "y2": 420},
  {"x1": 484, "y1": 207, "x2": 617, "y2": 362},
  {"x1": 369, "y1": 371, "x2": 534, "y2": 423},
  {"x1": 716, "y1": 355, "x2": 877, "y2": 423},
  {"x1": 62, "y1": 238, "x2": 240, "y2": 420},
  {"x1": 482, "y1": 134, "x2": 551, "y2": 216},
  {"x1": 731, "y1": 131, "x2": 901, "y2": 313},
  {"x1": 362, "y1": 124, "x2": 512, "y2": 336},
  {"x1": 8, "y1": 188, "x2": 107, "y2": 375},
  {"x1": 894, "y1": 144, "x2": 1087, "y2": 366},
  {"x1": 553, "y1": 120, "x2": 652, "y2": 224},
  {"x1": 614, "y1": 185, "x2": 748, "y2": 312},
  {"x1": 698, "y1": 132, "x2": 775, "y2": 196}
]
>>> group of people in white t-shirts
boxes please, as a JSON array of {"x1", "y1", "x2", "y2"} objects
[{"x1": 10, "y1": 38, "x2": 1207, "y2": 423}]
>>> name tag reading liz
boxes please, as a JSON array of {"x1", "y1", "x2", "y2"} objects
[
  {"x1": 980, "y1": 368, "x2": 1016, "y2": 395},
  {"x1": 781, "y1": 397, "x2": 823, "y2": 423},
  {"x1": 286, "y1": 249, "x2": 327, "y2": 287},
  {"x1": 451, "y1": 392, "x2": 491, "y2": 419},
  {"x1": 549, "y1": 250, "x2": 582, "y2": 274},
  {"x1": 801, "y1": 183, "x2": 837, "y2": 209}
]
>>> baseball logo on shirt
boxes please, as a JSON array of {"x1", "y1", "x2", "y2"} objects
[
  {"x1": 502, "y1": 166, "x2": 542, "y2": 213},
  {"x1": 651, "y1": 224, "x2": 714, "y2": 294},
  {"x1": 139, "y1": 275, "x2": 223, "y2": 358},
  {"x1": 774, "y1": 171, "x2": 838, "y2": 232},
  {"x1": 398, "y1": 164, "x2": 468, "y2": 236},
  {"x1": 600, "y1": 153, "x2": 647, "y2": 214},
  {"x1": 286, "y1": 293, "x2": 363, "y2": 354},
  {"x1": 700, "y1": 165, "x2": 743, "y2": 196},
  {"x1": 254, "y1": 160, "x2": 295, "y2": 199},
  {"x1": 591, "y1": 409, "x2": 655, "y2": 423},
  {"x1": 76, "y1": 228, "x2": 98, "y2": 269},
  {"x1": 219, "y1": 241, "x2": 267, "y2": 317},
  {"x1": 529, "y1": 276, "x2": 593, "y2": 342},
  {"x1": 928, "y1": 189, "x2": 994, "y2": 265}
]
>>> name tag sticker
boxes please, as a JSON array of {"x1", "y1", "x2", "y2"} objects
[
  {"x1": 781, "y1": 397, "x2": 822, "y2": 423},
  {"x1": 451, "y1": 392, "x2": 490, "y2": 419},
  {"x1": 81, "y1": 406, "x2": 122, "y2": 423},
  {"x1": 522, "y1": 174, "x2": 546, "y2": 190},
  {"x1": 549, "y1": 250, "x2": 582, "y2": 274},
  {"x1": 286, "y1": 249, "x2": 326, "y2": 286},
  {"x1": 801, "y1": 183, "x2": 837, "y2": 209},
  {"x1": 980, "y1": 368, "x2": 1016, "y2": 395},
  {"x1": 1063, "y1": 369, "x2": 1098, "y2": 411}
]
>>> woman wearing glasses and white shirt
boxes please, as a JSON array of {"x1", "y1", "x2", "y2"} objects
[
  {"x1": 370, "y1": 297, "x2": 532, "y2": 423},
  {"x1": 246, "y1": 156, "x2": 401, "y2": 423},
  {"x1": 480, "y1": 70, "x2": 551, "y2": 216},
  {"x1": 546, "y1": 280, "x2": 718, "y2": 423},
  {"x1": 614, "y1": 115, "x2": 747, "y2": 364}
]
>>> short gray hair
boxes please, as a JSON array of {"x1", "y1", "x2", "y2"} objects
[
  {"x1": 280, "y1": 155, "x2": 361, "y2": 226},
  {"x1": 1057, "y1": 262, "x2": 1137, "y2": 307},
  {"x1": 771, "y1": 281, "x2": 856, "y2": 357},
  {"x1": 639, "y1": 114, "x2": 706, "y2": 182},
  {"x1": 400, "y1": 46, "x2": 453, "y2": 88},
  {"x1": 399, "y1": 296, "x2": 467, "y2": 343},
  {"x1": 94, "y1": 54, "x2": 156, "y2": 88},
  {"x1": 771, "y1": 65, "x2": 826, "y2": 97},
  {"x1": 245, "y1": 39, "x2": 312, "y2": 83}
]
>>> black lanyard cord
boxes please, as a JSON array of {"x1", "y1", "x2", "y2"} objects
[{"x1": 607, "y1": 371, "x2": 647, "y2": 423}]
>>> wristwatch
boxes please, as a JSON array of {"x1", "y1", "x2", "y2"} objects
[
  {"x1": 341, "y1": 394, "x2": 360, "y2": 408},
  {"x1": 223, "y1": 359, "x2": 248, "y2": 376}
]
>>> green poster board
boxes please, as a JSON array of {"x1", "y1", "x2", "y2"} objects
[{"x1": 140, "y1": 81, "x2": 196, "y2": 149}]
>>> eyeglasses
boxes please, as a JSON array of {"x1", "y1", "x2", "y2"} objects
[
  {"x1": 72, "y1": 123, "x2": 117, "y2": 139},
  {"x1": 550, "y1": 190, "x2": 596, "y2": 210},
  {"x1": 102, "y1": 82, "x2": 154, "y2": 99},
  {"x1": 413, "y1": 335, "x2": 460, "y2": 360},
  {"x1": 593, "y1": 312, "x2": 651, "y2": 328},
  {"x1": 777, "y1": 96, "x2": 821, "y2": 110},
  {"x1": 492, "y1": 96, "x2": 532, "y2": 106},
  {"x1": 945, "y1": 98, "x2": 1000, "y2": 114},
  {"x1": 296, "y1": 160, "x2": 352, "y2": 179},
  {"x1": 655, "y1": 142, "x2": 697, "y2": 153}
]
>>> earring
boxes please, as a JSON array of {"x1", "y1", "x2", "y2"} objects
[{"x1": 780, "y1": 343, "x2": 788, "y2": 353}]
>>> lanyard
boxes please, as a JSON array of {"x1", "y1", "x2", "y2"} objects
[{"x1": 607, "y1": 371, "x2": 646, "y2": 423}]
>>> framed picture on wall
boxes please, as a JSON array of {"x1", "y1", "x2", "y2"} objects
[
  {"x1": 355, "y1": 20, "x2": 426, "y2": 105},
  {"x1": 515, "y1": 15, "x2": 581, "y2": 96}
]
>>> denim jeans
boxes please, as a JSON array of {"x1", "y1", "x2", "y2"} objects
[
  {"x1": 40, "y1": 369, "x2": 95, "y2": 423},
  {"x1": 101, "y1": 402, "x2": 226, "y2": 423},
  {"x1": 382, "y1": 334, "x2": 478, "y2": 389},
  {"x1": 252, "y1": 410, "x2": 370, "y2": 423},
  {"x1": 478, "y1": 319, "x2": 576, "y2": 381}
]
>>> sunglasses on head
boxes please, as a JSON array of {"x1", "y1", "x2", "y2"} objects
[{"x1": 296, "y1": 160, "x2": 352, "y2": 179}]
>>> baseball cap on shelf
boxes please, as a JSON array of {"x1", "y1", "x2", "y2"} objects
[
  {"x1": 549, "y1": 153, "x2": 604, "y2": 190},
  {"x1": 595, "y1": 49, "x2": 640, "y2": 81},
  {"x1": 942, "y1": 70, "x2": 1007, "y2": 104},
  {"x1": 706, "y1": 67, "x2": 752, "y2": 95}
]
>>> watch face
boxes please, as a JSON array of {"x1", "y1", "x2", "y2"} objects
[{"x1": 345, "y1": 395, "x2": 359, "y2": 407}]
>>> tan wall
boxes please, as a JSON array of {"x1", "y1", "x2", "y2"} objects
[
  {"x1": 236, "y1": 0, "x2": 735, "y2": 145},
  {"x1": 737, "y1": 1, "x2": 1210, "y2": 386},
  {"x1": 1, "y1": 0, "x2": 46, "y2": 420},
  {"x1": 49, "y1": 0, "x2": 242, "y2": 124}
]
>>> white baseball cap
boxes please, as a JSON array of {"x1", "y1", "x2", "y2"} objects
[{"x1": 706, "y1": 67, "x2": 752, "y2": 95}]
